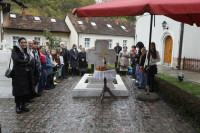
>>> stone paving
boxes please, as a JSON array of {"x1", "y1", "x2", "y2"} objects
[
  {"x1": 158, "y1": 65, "x2": 200, "y2": 84},
  {"x1": 0, "y1": 76, "x2": 198, "y2": 133}
]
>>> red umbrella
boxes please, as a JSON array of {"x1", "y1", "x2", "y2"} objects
[
  {"x1": 73, "y1": 0, "x2": 200, "y2": 93},
  {"x1": 73, "y1": 0, "x2": 200, "y2": 26}
]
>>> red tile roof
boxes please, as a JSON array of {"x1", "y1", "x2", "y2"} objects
[
  {"x1": 68, "y1": 14, "x2": 135, "y2": 37},
  {"x1": 3, "y1": 14, "x2": 70, "y2": 33}
]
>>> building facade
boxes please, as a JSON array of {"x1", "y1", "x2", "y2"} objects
[
  {"x1": 135, "y1": 13, "x2": 200, "y2": 69},
  {"x1": 66, "y1": 14, "x2": 135, "y2": 50},
  {"x1": 3, "y1": 13, "x2": 70, "y2": 49}
]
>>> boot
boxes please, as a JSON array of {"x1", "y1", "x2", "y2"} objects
[
  {"x1": 16, "y1": 104, "x2": 22, "y2": 114},
  {"x1": 21, "y1": 103, "x2": 29, "y2": 112}
]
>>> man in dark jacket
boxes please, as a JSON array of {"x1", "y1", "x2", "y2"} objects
[
  {"x1": 114, "y1": 42, "x2": 122, "y2": 68},
  {"x1": 62, "y1": 44, "x2": 71, "y2": 79}
]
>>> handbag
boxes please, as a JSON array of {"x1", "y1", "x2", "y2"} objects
[{"x1": 5, "y1": 58, "x2": 13, "y2": 78}]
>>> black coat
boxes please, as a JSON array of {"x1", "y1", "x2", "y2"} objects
[
  {"x1": 70, "y1": 49, "x2": 78, "y2": 68},
  {"x1": 11, "y1": 46, "x2": 34, "y2": 96},
  {"x1": 114, "y1": 46, "x2": 122, "y2": 54},
  {"x1": 78, "y1": 52, "x2": 88, "y2": 68}
]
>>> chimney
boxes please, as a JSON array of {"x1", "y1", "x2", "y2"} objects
[
  {"x1": 115, "y1": 17, "x2": 119, "y2": 25},
  {"x1": 85, "y1": 17, "x2": 89, "y2": 22},
  {"x1": 22, "y1": 7, "x2": 26, "y2": 20}
]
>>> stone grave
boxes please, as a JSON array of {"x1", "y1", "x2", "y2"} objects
[{"x1": 73, "y1": 40, "x2": 128, "y2": 97}]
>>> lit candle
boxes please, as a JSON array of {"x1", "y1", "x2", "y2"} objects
[{"x1": 103, "y1": 46, "x2": 105, "y2": 59}]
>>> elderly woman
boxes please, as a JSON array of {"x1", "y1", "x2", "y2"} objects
[
  {"x1": 78, "y1": 48, "x2": 88, "y2": 76},
  {"x1": 12, "y1": 37, "x2": 34, "y2": 114},
  {"x1": 118, "y1": 46, "x2": 130, "y2": 75}
]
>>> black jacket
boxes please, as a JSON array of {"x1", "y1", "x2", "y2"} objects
[
  {"x1": 11, "y1": 46, "x2": 34, "y2": 96},
  {"x1": 139, "y1": 54, "x2": 146, "y2": 67},
  {"x1": 114, "y1": 46, "x2": 122, "y2": 54},
  {"x1": 78, "y1": 52, "x2": 88, "y2": 68}
]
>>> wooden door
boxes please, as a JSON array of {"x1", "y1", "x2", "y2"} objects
[{"x1": 164, "y1": 36, "x2": 173, "y2": 64}]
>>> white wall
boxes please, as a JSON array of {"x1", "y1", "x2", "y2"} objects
[
  {"x1": 136, "y1": 14, "x2": 182, "y2": 66},
  {"x1": 78, "y1": 33, "x2": 134, "y2": 51},
  {"x1": 182, "y1": 24, "x2": 200, "y2": 58},
  {"x1": 4, "y1": 30, "x2": 70, "y2": 49},
  {"x1": 65, "y1": 15, "x2": 78, "y2": 49}
]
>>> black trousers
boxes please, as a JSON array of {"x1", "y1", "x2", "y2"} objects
[
  {"x1": 46, "y1": 74, "x2": 54, "y2": 87},
  {"x1": 15, "y1": 95, "x2": 28, "y2": 105},
  {"x1": 147, "y1": 72, "x2": 155, "y2": 91},
  {"x1": 26, "y1": 71, "x2": 35, "y2": 100},
  {"x1": 62, "y1": 63, "x2": 69, "y2": 77},
  {"x1": 72, "y1": 67, "x2": 77, "y2": 76},
  {"x1": 115, "y1": 56, "x2": 118, "y2": 67}
]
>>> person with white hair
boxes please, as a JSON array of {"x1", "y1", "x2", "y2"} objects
[{"x1": 60, "y1": 42, "x2": 65, "y2": 48}]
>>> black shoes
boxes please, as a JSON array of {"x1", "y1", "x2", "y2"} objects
[
  {"x1": 27, "y1": 99, "x2": 35, "y2": 103},
  {"x1": 16, "y1": 105, "x2": 22, "y2": 114},
  {"x1": 21, "y1": 103, "x2": 29, "y2": 112}
]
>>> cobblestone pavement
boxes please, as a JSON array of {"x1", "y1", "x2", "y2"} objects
[{"x1": 0, "y1": 76, "x2": 198, "y2": 133}]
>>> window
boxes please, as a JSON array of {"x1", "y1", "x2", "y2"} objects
[
  {"x1": 34, "y1": 37, "x2": 41, "y2": 46},
  {"x1": 84, "y1": 38, "x2": 90, "y2": 48},
  {"x1": 123, "y1": 40, "x2": 127, "y2": 47},
  {"x1": 121, "y1": 26, "x2": 126, "y2": 30},
  {"x1": 108, "y1": 39, "x2": 112, "y2": 49},
  {"x1": 10, "y1": 14, "x2": 16, "y2": 18},
  {"x1": 13, "y1": 36, "x2": 20, "y2": 46},
  {"x1": 91, "y1": 22, "x2": 96, "y2": 26},
  {"x1": 51, "y1": 18, "x2": 56, "y2": 22},
  {"x1": 34, "y1": 16, "x2": 40, "y2": 21},
  {"x1": 107, "y1": 24, "x2": 112, "y2": 28},
  {"x1": 78, "y1": 21, "x2": 83, "y2": 25}
]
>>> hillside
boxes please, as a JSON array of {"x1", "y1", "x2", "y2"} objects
[{"x1": 5, "y1": 0, "x2": 135, "y2": 21}]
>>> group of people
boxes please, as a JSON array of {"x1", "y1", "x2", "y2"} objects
[
  {"x1": 114, "y1": 42, "x2": 160, "y2": 92},
  {"x1": 11, "y1": 37, "x2": 88, "y2": 114}
]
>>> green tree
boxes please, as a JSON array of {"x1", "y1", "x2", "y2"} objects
[{"x1": 43, "y1": 30, "x2": 61, "y2": 49}]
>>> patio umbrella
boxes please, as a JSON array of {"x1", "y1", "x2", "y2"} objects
[{"x1": 73, "y1": 0, "x2": 200, "y2": 93}]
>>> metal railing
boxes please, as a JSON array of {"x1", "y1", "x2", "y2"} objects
[{"x1": 183, "y1": 57, "x2": 200, "y2": 72}]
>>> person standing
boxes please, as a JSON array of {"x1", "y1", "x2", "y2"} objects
[
  {"x1": 12, "y1": 37, "x2": 32, "y2": 114},
  {"x1": 38, "y1": 46, "x2": 47, "y2": 93},
  {"x1": 26, "y1": 39, "x2": 36, "y2": 102},
  {"x1": 130, "y1": 45, "x2": 137, "y2": 79},
  {"x1": 32, "y1": 40, "x2": 41, "y2": 95},
  {"x1": 45, "y1": 49, "x2": 55, "y2": 89},
  {"x1": 114, "y1": 42, "x2": 122, "y2": 68},
  {"x1": 138, "y1": 48, "x2": 147, "y2": 89},
  {"x1": 118, "y1": 46, "x2": 130, "y2": 75},
  {"x1": 62, "y1": 44, "x2": 71, "y2": 79},
  {"x1": 57, "y1": 47, "x2": 65, "y2": 80},
  {"x1": 78, "y1": 48, "x2": 88, "y2": 76},
  {"x1": 70, "y1": 44, "x2": 79, "y2": 76},
  {"x1": 135, "y1": 42, "x2": 144, "y2": 86},
  {"x1": 145, "y1": 42, "x2": 160, "y2": 92}
]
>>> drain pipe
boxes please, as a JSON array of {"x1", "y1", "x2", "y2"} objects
[{"x1": 176, "y1": 23, "x2": 184, "y2": 70}]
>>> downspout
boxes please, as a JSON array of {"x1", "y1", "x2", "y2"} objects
[
  {"x1": 176, "y1": 23, "x2": 184, "y2": 70},
  {"x1": 0, "y1": 6, "x2": 3, "y2": 42}
]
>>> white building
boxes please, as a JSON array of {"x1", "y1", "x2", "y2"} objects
[
  {"x1": 3, "y1": 13, "x2": 70, "y2": 49},
  {"x1": 136, "y1": 13, "x2": 200, "y2": 70},
  {"x1": 66, "y1": 14, "x2": 135, "y2": 50}
]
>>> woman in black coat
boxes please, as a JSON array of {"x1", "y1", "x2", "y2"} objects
[
  {"x1": 70, "y1": 44, "x2": 79, "y2": 76},
  {"x1": 12, "y1": 37, "x2": 34, "y2": 114},
  {"x1": 78, "y1": 48, "x2": 88, "y2": 76}
]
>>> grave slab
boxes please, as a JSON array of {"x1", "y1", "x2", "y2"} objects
[{"x1": 73, "y1": 74, "x2": 129, "y2": 97}]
